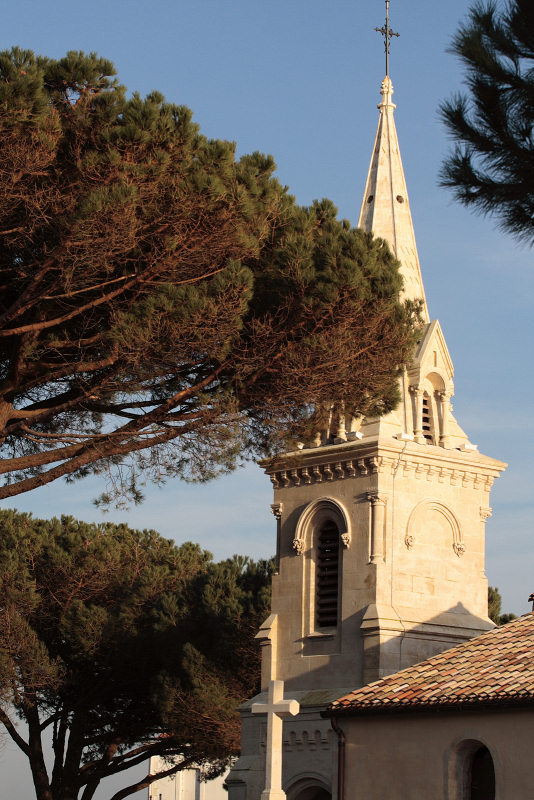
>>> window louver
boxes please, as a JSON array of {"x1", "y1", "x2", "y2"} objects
[
  {"x1": 316, "y1": 520, "x2": 339, "y2": 628},
  {"x1": 422, "y1": 394, "x2": 433, "y2": 442}
]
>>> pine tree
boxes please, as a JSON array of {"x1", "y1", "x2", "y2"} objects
[
  {"x1": 0, "y1": 508, "x2": 272, "y2": 800},
  {"x1": 0, "y1": 49, "x2": 418, "y2": 504},
  {"x1": 487, "y1": 585, "x2": 517, "y2": 625},
  {"x1": 440, "y1": 0, "x2": 534, "y2": 243}
]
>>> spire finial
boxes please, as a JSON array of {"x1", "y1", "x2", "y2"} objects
[{"x1": 375, "y1": 0, "x2": 399, "y2": 77}]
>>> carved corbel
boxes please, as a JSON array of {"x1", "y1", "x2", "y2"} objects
[
  {"x1": 270, "y1": 503, "x2": 283, "y2": 520},
  {"x1": 426, "y1": 465, "x2": 437, "y2": 482},
  {"x1": 357, "y1": 458, "x2": 368, "y2": 476},
  {"x1": 340, "y1": 532, "x2": 351, "y2": 549},
  {"x1": 453, "y1": 541, "x2": 466, "y2": 557},
  {"x1": 312, "y1": 465, "x2": 323, "y2": 483},
  {"x1": 292, "y1": 538, "x2": 305, "y2": 556},
  {"x1": 290, "y1": 469, "x2": 300, "y2": 487},
  {"x1": 480, "y1": 507, "x2": 492, "y2": 522},
  {"x1": 369, "y1": 456, "x2": 380, "y2": 474}
]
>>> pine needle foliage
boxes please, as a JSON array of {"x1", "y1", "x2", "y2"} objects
[
  {"x1": 0, "y1": 49, "x2": 419, "y2": 504},
  {"x1": 487, "y1": 585, "x2": 517, "y2": 625},
  {"x1": 0, "y1": 508, "x2": 273, "y2": 800},
  {"x1": 440, "y1": 0, "x2": 534, "y2": 243}
]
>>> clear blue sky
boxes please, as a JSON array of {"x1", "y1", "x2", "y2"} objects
[{"x1": 1, "y1": 0, "x2": 533, "y2": 796}]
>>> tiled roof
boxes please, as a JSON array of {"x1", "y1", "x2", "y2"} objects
[{"x1": 329, "y1": 613, "x2": 534, "y2": 715}]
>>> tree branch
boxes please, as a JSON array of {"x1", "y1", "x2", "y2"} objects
[{"x1": 0, "y1": 706, "x2": 31, "y2": 756}]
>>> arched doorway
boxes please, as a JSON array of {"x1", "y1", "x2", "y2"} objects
[
  {"x1": 292, "y1": 787, "x2": 331, "y2": 800},
  {"x1": 287, "y1": 776, "x2": 332, "y2": 800}
]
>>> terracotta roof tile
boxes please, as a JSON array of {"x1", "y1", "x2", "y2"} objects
[{"x1": 329, "y1": 614, "x2": 534, "y2": 714}]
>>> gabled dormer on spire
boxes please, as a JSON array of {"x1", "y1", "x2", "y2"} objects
[{"x1": 358, "y1": 77, "x2": 429, "y2": 321}]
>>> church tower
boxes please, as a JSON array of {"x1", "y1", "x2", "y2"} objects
[{"x1": 228, "y1": 55, "x2": 506, "y2": 800}]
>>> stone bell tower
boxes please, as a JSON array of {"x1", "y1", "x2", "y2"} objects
[{"x1": 227, "y1": 74, "x2": 506, "y2": 800}]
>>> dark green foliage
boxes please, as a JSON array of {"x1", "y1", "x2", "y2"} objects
[
  {"x1": 0, "y1": 508, "x2": 272, "y2": 800},
  {"x1": 0, "y1": 49, "x2": 418, "y2": 504},
  {"x1": 440, "y1": 0, "x2": 534, "y2": 243},
  {"x1": 487, "y1": 585, "x2": 517, "y2": 625}
]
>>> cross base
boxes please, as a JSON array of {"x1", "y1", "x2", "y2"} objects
[{"x1": 261, "y1": 790, "x2": 288, "y2": 800}]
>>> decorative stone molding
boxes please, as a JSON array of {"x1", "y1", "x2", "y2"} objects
[
  {"x1": 270, "y1": 503, "x2": 283, "y2": 520},
  {"x1": 406, "y1": 499, "x2": 464, "y2": 560},
  {"x1": 293, "y1": 497, "x2": 352, "y2": 563},
  {"x1": 480, "y1": 507, "x2": 492, "y2": 522},
  {"x1": 292, "y1": 538, "x2": 305, "y2": 556},
  {"x1": 341, "y1": 532, "x2": 351, "y2": 549},
  {"x1": 284, "y1": 728, "x2": 332, "y2": 751},
  {"x1": 366, "y1": 492, "x2": 386, "y2": 507},
  {"x1": 267, "y1": 458, "x2": 498, "y2": 491}
]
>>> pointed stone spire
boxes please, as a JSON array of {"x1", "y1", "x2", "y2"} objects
[{"x1": 358, "y1": 77, "x2": 429, "y2": 321}]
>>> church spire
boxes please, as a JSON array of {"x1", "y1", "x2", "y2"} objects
[{"x1": 358, "y1": 76, "x2": 430, "y2": 321}]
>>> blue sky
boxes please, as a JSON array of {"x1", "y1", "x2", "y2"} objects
[{"x1": 0, "y1": 0, "x2": 533, "y2": 795}]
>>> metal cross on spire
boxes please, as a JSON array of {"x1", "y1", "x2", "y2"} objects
[{"x1": 375, "y1": 0, "x2": 399, "y2": 77}]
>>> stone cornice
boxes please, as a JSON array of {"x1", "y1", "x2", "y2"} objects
[
  {"x1": 268, "y1": 455, "x2": 498, "y2": 491},
  {"x1": 263, "y1": 438, "x2": 506, "y2": 490}
]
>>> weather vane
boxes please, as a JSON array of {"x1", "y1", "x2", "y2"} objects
[{"x1": 375, "y1": 0, "x2": 399, "y2": 77}]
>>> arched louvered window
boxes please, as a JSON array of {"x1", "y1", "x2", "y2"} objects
[
  {"x1": 316, "y1": 520, "x2": 340, "y2": 628},
  {"x1": 422, "y1": 392, "x2": 435, "y2": 443}
]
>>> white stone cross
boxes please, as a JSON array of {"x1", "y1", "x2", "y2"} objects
[{"x1": 251, "y1": 679, "x2": 300, "y2": 800}]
